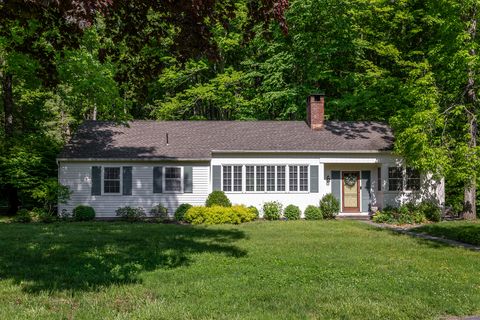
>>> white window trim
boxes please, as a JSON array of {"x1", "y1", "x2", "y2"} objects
[
  {"x1": 222, "y1": 165, "x2": 243, "y2": 193},
  {"x1": 386, "y1": 166, "x2": 421, "y2": 193},
  {"x1": 163, "y1": 166, "x2": 184, "y2": 194},
  {"x1": 101, "y1": 166, "x2": 123, "y2": 195}
]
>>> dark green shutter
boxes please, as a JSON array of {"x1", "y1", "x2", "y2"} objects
[
  {"x1": 310, "y1": 165, "x2": 319, "y2": 193},
  {"x1": 184, "y1": 166, "x2": 193, "y2": 193},
  {"x1": 361, "y1": 170, "x2": 371, "y2": 213},
  {"x1": 153, "y1": 167, "x2": 163, "y2": 193},
  {"x1": 331, "y1": 171, "x2": 341, "y2": 203},
  {"x1": 212, "y1": 165, "x2": 221, "y2": 191},
  {"x1": 123, "y1": 166, "x2": 132, "y2": 195},
  {"x1": 91, "y1": 166, "x2": 102, "y2": 195}
]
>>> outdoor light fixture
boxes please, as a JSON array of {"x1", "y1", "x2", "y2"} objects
[{"x1": 326, "y1": 175, "x2": 331, "y2": 185}]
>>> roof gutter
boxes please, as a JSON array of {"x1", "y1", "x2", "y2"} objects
[
  {"x1": 210, "y1": 150, "x2": 394, "y2": 154},
  {"x1": 56, "y1": 157, "x2": 211, "y2": 162}
]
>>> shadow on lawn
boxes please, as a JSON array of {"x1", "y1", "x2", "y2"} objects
[{"x1": 0, "y1": 223, "x2": 246, "y2": 293}]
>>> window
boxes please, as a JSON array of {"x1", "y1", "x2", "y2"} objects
[
  {"x1": 388, "y1": 167, "x2": 403, "y2": 191},
  {"x1": 104, "y1": 167, "x2": 121, "y2": 194},
  {"x1": 222, "y1": 166, "x2": 232, "y2": 192},
  {"x1": 377, "y1": 167, "x2": 381, "y2": 191},
  {"x1": 266, "y1": 166, "x2": 276, "y2": 191},
  {"x1": 256, "y1": 166, "x2": 265, "y2": 191},
  {"x1": 289, "y1": 165, "x2": 298, "y2": 191},
  {"x1": 246, "y1": 166, "x2": 255, "y2": 191},
  {"x1": 277, "y1": 166, "x2": 286, "y2": 191},
  {"x1": 299, "y1": 166, "x2": 309, "y2": 191},
  {"x1": 233, "y1": 166, "x2": 242, "y2": 191},
  {"x1": 406, "y1": 168, "x2": 421, "y2": 191},
  {"x1": 165, "y1": 167, "x2": 182, "y2": 192}
]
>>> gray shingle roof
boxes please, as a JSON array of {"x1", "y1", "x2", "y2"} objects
[{"x1": 58, "y1": 120, "x2": 394, "y2": 160}]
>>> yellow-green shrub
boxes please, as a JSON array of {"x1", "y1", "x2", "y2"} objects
[{"x1": 184, "y1": 205, "x2": 257, "y2": 225}]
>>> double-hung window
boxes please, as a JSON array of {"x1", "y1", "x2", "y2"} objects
[
  {"x1": 388, "y1": 167, "x2": 421, "y2": 191},
  {"x1": 256, "y1": 166, "x2": 265, "y2": 191},
  {"x1": 266, "y1": 166, "x2": 276, "y2": 191},
  {"x1": 406, "y1": 168, "x2": 421, "y2": 191},
  {"x1": 289, "y1": 165, "x2": 308, "y2": 192},
  {"x1": 104, "y1": 167, "x2": 121, "y2": 194},
  {"x1": 388, "y1": 167, "x2": 403, "y2": 191},
  {"x1": 223, "y1": 165, "x2": 242, "y2": 192},
  {"x1": 165, "y1": 167, "x2": 182, "y2": 192},
  {"x1": 277, "y1": 166, "x2": 286, "y2": 191},
  {"x1": 246, "y1": 166, "x2": 255, "y2": 191}
]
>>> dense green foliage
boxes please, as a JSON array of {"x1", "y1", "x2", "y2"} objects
[
  {"x1": 262, "y1": 201, "x2": 283, "y2": 220},
  {"x1": 304, "y1": 205, "x2": 323, "y2": 220},
  {"x1": 205, "y1": 191, "x2": 232, "y2": 207},
  {"x1": 174, "y1": 203, "x2": 192, "y2": 221},
  {"x1": 319, "y1": 194, "x2": 340, "y2": 219},
  {"x1": 150, "y1": 204, "x2": 169, "y2": 220},
  {"x1": 413, "y1": 221, "x2": 480, "y2": 246},
  {"x1": 0, "y1": 221, "x2": 479, "y2": 318},
  {"x1": 72, "y1": 205, "x2": 96, "y2": 221},
  {"x1": 184, "y1": 205, "x2": 257, "y2": 224},
  {"x1": 2, "y1": 0, "x2": 480, "y2": 219},
  {"x1": 373, "y1": 201, "x2": 441, "y2": 225},
  {"x1": 115, "y1": 206, "x2": 146, "y2": 222},
  {"x1": 284, "y1": 204, "x2": 301, "y2": 220}
]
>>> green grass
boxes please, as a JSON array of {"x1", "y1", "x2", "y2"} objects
[
  {"x1": 0, "y1": 221, "x2": 479, "y2": 319},
  {"x1": 413, "y1": 220, "x2": 480, "y2": 246}
]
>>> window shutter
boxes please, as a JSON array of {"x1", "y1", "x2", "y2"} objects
[
  {"x1": 212, "y1": 165, "x2": 221, "y2": 191},
  {"x1": 91, "y1": 166, "x2": 102, "y2": 195},
  {"x1": 361, "y1": 170, "x2": 371, "y2": 212},
  {"x1": 123, "y1": 166, "x2": 132, "y2": 195},
  {"x1": 310, "y1": 165, "x2": 319, "y2": 193},
  {"x1": 153, "y1": 167, "x2": 163, "y2": 193},
  {"x1": 331, "y1": 171, "x2": 341, "y2": 202},
  {"x1": 184, "y1": 166, "x2": 193, "y2": 193}
]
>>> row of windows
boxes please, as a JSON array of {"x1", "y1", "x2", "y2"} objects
[{"x1": 223, "y1": 165, "x2": 309, "y2": 192}]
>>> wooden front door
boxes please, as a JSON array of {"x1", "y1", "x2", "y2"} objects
[{"x1": 342, "y1": 171, "x2": 360, "y2": 213}]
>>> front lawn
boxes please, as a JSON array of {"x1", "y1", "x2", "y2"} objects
[
  {"x1": 413, "y1": 221, "x2": 480, "y2": 246},
  {"x1": 0, "y1": 221, "x2": 479, "y2": 319}
]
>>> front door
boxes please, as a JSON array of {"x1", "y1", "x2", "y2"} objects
[{"x1": 342, "y1": 171, "x2": 360, "y2": 213}]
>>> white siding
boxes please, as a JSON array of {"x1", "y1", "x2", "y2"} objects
[{"x1": 59, "y1": 161, "x2": 210, "y2": 218}]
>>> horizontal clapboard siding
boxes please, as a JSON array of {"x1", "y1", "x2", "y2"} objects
[{"x1": 58, "y1": 162, "x2": 210, "y2": 218}]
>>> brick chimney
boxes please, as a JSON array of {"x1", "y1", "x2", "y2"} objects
[{"x1": 307, "y1": 94, "x2": 325, "y2": 130}]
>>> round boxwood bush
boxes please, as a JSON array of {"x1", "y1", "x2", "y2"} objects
[
  {"x1": 262, "y1": 201, "x2": 282, "y2": 220},
  {"x1": 284, "y1": 204, "x2": 301, "y2": 220},
  {"x1": 175, "y1": 203, "x2": 193, "y2": 221},
  {"x1": 150, "y1": 204, "x2": 169, "y2": 220},
  {"x1": 319, "y1": 194, "x2": 340, "y2": 219},
  {"x1": 73, "y1": 205, "x2": 95, "y2": 221},
  {"x1": 205, "y1": 191, "x2": 232, "y2": 207},
  {"x1": 304, "y1": 205, "x2": 323, "y2": 220}
]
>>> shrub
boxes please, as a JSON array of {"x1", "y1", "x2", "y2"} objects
[
  {"x1": 205, "y1": 191, "x2": 232, "y2": 207},
  {"x1": 248, "y1": 206, "x2": 259, "y2": 218},
  {"x1": 14, "y1": 209, "x2": 32, "y2": 223},
  {"x1": 73, "y1": 205, "x2": 96, "y2": 221},
  {"x1": 284, "y1": 204, "x2": 301, "y2": 220},
  {"x1": 418, "y1": 201, "x2": 442, "y2": 222},
  {"x1": 262, "y1": 201, "x2": 283, "y2": 220},
  {"x1": 319, "y1": 194, "x2": 340, "y2": 219},
  {"x1": 150, "y1": 204, "x2": 169, "y2": 220},
  {"x1": 184, "y1": 205, "x2": 256, "y2": 225},
  {"x1": 373, "y1": 204, "x2": 428, "y2": 225},
  {"x1": 174, "y1": 203, "x2": 192, "y2": 221},
  {"x1": 32, "y1": 207, "x2": 56, "y2": 223},
  {"x1": 304, "y1": 205, "x2": 323, "y2": 220},
  {"x1": 30, "y1": 178, "x2": 72, "y2": 215},
  {"x1": 116, "y1": 206, "x2": 146, "y2": 222}
]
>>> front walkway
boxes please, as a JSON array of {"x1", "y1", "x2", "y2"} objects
[{"x1": 365, "y1": 221, "x2": 480, "y2": 252}]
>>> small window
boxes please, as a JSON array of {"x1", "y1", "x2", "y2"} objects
[
  {"x1": 233, "y1": 166, "x2": 242, "y2": 191},
  {"x1": 388, "y1": 167, "x2": 403, "y2": 191},
  {"x1": 377, "y1": 167, "x2": 381, "y2": 191},
  {"x1": 277, "y1": 166, "x2": 286, "y2": 191},
  {"x1": 299, "y1": 166, "x2": 309, "y2": 191},
  {"x1": 406, "y1": 168, "x2": 421, "y2": 191},
  {"x1": 104, "y1": 167, "x2": 121, "y2": 193},
  {"x1": 222, "y1": 166, "x2": 232, "y2": 192},
  {"x1": 165, "y1": 167, "x2": 182, "y2": 192},
  {"x1": 266, "y1": 166, "x2": 276, "y2": 191},
  {"x1": 246, "y1": 166, "x2": 255, "y2": 191},
  {"x1": 289, "y1": 166, "x2": 298, "y2": 191},
  {"x1": 256, "y1": 166, "x2": 265, "y2": 191}
]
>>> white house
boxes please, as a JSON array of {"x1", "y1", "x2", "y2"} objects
[{"x1": 57, "y1": 94, "x2": 444, "y2": 218}]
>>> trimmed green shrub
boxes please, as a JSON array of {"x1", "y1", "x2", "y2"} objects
[
  {"x1": 14, "y1": 209, "x2": 32, "y2": 223},
  {"x1": 304, "y1": 205, "x2": 323, "y2": 220},
  {"x1": 263, "y1": 201, "x2": 283, "y2": 220},
  {"x1": 184, "y1": 205, "x2": 257, "y2": 225},
  {"x1": 73, "y1": 205, "x2": 96, "y2": 221},
  {"x1": 373, "y1": 204, "x2": 427, "y2": 225},
  {"x1": 418, "y1": 201, "x2": 442, "y2": 222},
  {"x1": 150, "y1": 204, "x2": 169, "y2": 220},
  {"x1": 116, "y1": 206, "x2": 146, "y2": 222},
  {"x1": 175, "y1": 203, "x2": 193, "y2": 221},
  {"x1": 248, "y1": 206, "x2": 259, "y2": 218},
  {"x1": 205, "y1": 191, "x2": 232, "y2": 207},
  {"x1": 319, "y1": 194, "x2": 340, "y2": 219},
  {"x1": 284, "y1": 204, "x2": 301, "y2": 220}
]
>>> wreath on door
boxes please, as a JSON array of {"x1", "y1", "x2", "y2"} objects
[{"x1": 344, "y1": 174, "x2": 357, "y2": 187}]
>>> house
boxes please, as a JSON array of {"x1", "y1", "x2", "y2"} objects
[{"x1": 57, "y1": 94, "x2": 445, "y2": 218}]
